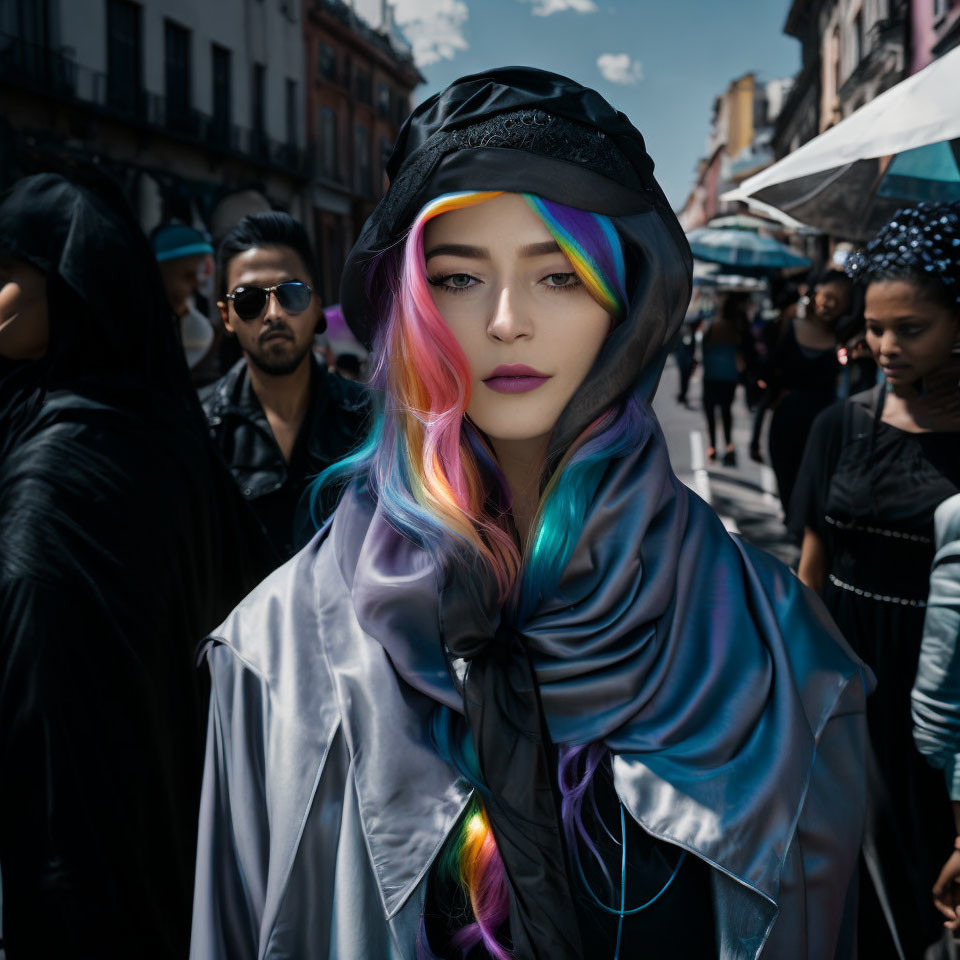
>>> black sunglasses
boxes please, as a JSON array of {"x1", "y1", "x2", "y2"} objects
[{"x1": 226, "y1": 281, "x2": 313, "y2": 320}]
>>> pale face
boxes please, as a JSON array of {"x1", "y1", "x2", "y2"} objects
[
  {"x1": 864, "y1": 279, "x2": 960, "y2": 387},
  {"x1": 0, "y1": 257, "x2": 49, "y2": 360},
  {"x1": 423, "y1": 193, "x2": 614, "y2": 445},
  {"x1": 159, "y1": 254, "x2": 207, "y2": 317},
  {"x1": 812, "y1": 279, "x2": 852, "y2": 325},
  {"x1": 218, "y1": 245, "x2": 321, "y2": 377}
]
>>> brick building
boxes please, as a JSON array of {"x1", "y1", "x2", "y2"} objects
[{"x1": 304, "y1": 0, "x2": 421, "y2": 302}]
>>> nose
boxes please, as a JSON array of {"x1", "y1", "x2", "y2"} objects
[
  {"x1": 263, "y1": 289, "x2": 284, "y2": 325},
  {"x1": 879, "y1": 329, "x2": 900, "y2": 357},
  {"x1": 487, "y1": 285, "x2": 533, "y2": 343}
]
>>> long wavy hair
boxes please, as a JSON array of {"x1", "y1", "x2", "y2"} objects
[{"x1": 311, "y1": 191, "x2": 649, "y2": 958}]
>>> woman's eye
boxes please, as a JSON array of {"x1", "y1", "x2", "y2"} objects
[
  {"x1": 542, "y1": 272, "x2": 581, "y2": 289},
  {"x1": 429, "y1": 273, "x2": 478, "y2": 293},
  {"x1": 899, "y1": 325, "x2": 926, "y2": 337}
]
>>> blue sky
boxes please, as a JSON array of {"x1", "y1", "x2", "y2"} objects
[{"x1": 404, "y1": 0, "x2": 800, "y2": 209}]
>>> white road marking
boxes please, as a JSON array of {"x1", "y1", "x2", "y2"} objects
[
  {"x1": 689, "y1": 429, "x2": 711, "y2": 503},
  {"x1": 690, "y1": 429, "x2": 741, "y2": 534},
  {"x1": 760, "y1": 464, "x2": 779, "y2": 505}
]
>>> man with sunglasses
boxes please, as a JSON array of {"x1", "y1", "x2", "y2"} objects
[{"x1": 201, "y1": 212, "x2": 367, "y2": 562}]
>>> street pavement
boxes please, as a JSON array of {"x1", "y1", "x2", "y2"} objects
[{"x1": 652, "y1": 357, "x2": 800, "y2": 569}]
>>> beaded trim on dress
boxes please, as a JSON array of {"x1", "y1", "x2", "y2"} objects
[
  {"x1": 824, "y1": 515, "x2": 932, "y2": 544},
  {"x1": 828, "y1": 573, "x2": 926, "y2": 607}
]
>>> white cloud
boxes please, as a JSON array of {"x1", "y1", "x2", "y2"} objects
[
  {"x1": 529, "y1": 0, "x2": 598, "y2": 15},
  {"x1": 390, "y1": 0, "x2": 470, "y2": 66},
  {"x1": 596, "y1": 53, "x2": 643, "y2": 85}
]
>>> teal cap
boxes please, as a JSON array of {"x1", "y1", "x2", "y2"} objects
[{"x1": 151, "y1": 222, "x2": 214, "y2": 262}]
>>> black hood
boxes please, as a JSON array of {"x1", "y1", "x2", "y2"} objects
[
  {"x1": 0, "y1": 172, "x2": 193, "y2": 406},
  {"x1": 340, "y1": 66, "x2": 692, "y2": 459}
]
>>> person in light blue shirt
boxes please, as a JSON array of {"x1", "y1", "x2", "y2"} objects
[{"x1": 913, "y1": 491, "x2": 960, "y2": 930}]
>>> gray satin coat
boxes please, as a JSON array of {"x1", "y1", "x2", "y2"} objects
[
  {"x1": 913, "y1": 492, "x2": 960, "y2": 799},
  {"x1": 191, "y1": 516, "x2": 867, "y2": 960}
]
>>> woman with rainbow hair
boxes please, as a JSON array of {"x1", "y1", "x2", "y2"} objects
[{"x1": 190, "y1": 68, "x2": 870, "y2": 960}]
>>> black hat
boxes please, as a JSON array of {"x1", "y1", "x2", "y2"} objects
[{"x1": 341, "y1": 66, "x2": 692, "y2": 457}]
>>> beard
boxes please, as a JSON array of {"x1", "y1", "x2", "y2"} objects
[{"x1": 247, "y1": 338, "x2": 312, "y2": 377}]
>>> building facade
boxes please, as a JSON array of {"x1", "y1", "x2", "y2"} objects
[
  {"x1": 773, "y1": 0, "x2": 908, "y2": 159},
  {"x1": 678, "y1": 73, "x2": 792, "y2": 231},
  {"x1": 911, "y1": 0, "x2": 960, "y2": 74},
  {"x1": 304, "y1": 0, "x2": 421, "y2": 301},
  {"x1": 0, "y1": 0, "x2": 310, "y2": 232}
]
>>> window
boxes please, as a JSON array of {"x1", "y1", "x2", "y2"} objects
[
  {"x1": 285, "y1": 78, "x2": 297, "y2": 146},
  {"x1": 211, "y1": 44, "x2": 231, "y2": 139},
  {"x1": 392, "y1": 91, "x2": 409, "y2": 125},
  {"x1": 251, "y1": 63, "x2": 266, "y2": 154},
  {"x1": 377, "y1": 82, "x2": 390, "y2": 118},
  {"x1": 316, "y1": 40, "x2": 337, "y2": 82},
  {"x1": 164, "y1": 20, "x2": 191, "y2": 130},
  {"x1": 323, "y1": 219, "x2": 345, "y2": 300},
  {"x1": 355, "y1": 69, "x2": 371, "y2": 105},
  {"x1": 2, "y1": 0, "x2": 54, "y2": 86},
  {"x1": 852, "y1": 10, "x2": 865, "y2": 68},
  {"x1": 318, "y1": 106, "x2": 339, "y2": 178},
  {"x1": 106, "y1": 0, "x2": 141, "y2": 113},
  {"x1": 379, "y1": 135, "x2": 391, "y2": 188},
  {"x1": 2, "y1": 0, "x2": 51, "y2": 46},
  {"x1": 354, "y1": 123, "x2": 371, "y2": 195},
  {"x1": 934, "y1": 0, "x2": 949, "y2": 18}
]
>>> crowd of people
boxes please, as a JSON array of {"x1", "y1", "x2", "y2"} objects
[
  {"x1": 0, "y1": 64, "x2": 958, "y2": 960},
  {"x1": 680, "y1": 204, "x2": 960, "y2": 957}
]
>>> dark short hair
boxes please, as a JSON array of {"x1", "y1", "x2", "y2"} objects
[
  {"x1": 216, "y1": 212, "x2": 321, "y2": 300},
  {"x1": 813, "y1": 269, "x2": 854, "y2": 292}
]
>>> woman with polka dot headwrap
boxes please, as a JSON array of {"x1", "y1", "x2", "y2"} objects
[{"x1": 791, "y1": 202, "x2": 960, "y2": 957}]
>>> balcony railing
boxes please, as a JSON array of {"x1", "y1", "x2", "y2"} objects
[{"x1": 0, "y1": 33, "x2": 309, "y2": 180}]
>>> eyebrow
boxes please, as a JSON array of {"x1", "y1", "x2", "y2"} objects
[
  {"x1": 424, "y1": 243, "x2": 488, "y2": 261},
  {"x1": 424, "y1": 239, "x2": 564, "y2": 262}
]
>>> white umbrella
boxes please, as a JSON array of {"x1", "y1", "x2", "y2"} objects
[{"x1": 723, "y1": 46, "x2": 960, "y2": 240}]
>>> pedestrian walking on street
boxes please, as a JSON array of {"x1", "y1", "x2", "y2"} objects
[
  {"x1": 701, "y1": 293, "x2": 745, "y2": 465},
  {"x1": 766, "y1": 271, "x2": 850, "y2": 509},
  {"x1": 201, "y1": 213, "x2": 368, "y2": 561},
  {"x1": 749, "y1": 280, "x2": 804, "y2": 462},
  {"x1": 150, "y1": 222, "x2": 220, "y2": 384},
  {"x1": 792, "y1": 202, "x2": 960, "y2": 960},
  {"x1": 672, "y1": 312, "x2": 699, "y2": 405},
  {"x1": 0, "y1": 172, "x2": 273, "y2": 959},
  {"x1": 190, "y1": 67, "x2": 868, "y2": 960}
]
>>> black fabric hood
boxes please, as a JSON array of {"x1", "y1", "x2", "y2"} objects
[
  {"x1": 0, "y1": 172, "x2": 193, "y2": 407},
  {"x1": 340, "y1": 66, "x2": 693, "y2": 459}
]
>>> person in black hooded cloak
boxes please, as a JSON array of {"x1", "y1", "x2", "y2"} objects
[
  {"x1": 0, "y1": 172, "x2": 275, "y2": 958},
  {"x1": 190, "y1": 68, "x2": 870, "y2": 960}
]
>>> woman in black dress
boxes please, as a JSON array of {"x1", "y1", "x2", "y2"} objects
[
  {"x1": 791, "y1": 202, "x2": 960, "y2": 958},
  {"x1": 767, "y1": 271, "x2": 851, "y2": 510}
]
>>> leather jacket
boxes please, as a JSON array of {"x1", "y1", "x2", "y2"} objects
[{"x1": 200, "y1": 357, "x2": 368, "y2": 560}]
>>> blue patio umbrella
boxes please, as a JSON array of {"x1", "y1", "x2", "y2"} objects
[
  {"x1": 686, "y1": 227, "x2": 812, "y2": 271},
  {"x1": 876, "y1": 140, "x2": 960, "y2": 204}
]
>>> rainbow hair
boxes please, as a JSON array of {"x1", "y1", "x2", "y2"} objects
[
  {"x1": 311, "y1": 190, "x2": 628, "y2": 601},
  {"x1": 312, "y1": 190, "x2": 650, "y2": 958}
]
